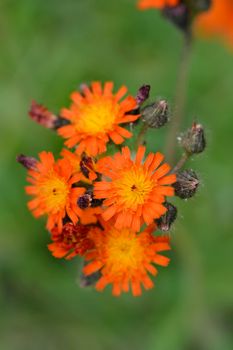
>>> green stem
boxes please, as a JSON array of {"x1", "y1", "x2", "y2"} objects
[
  {"x1": 165, "y1": 33, "x2": 193, "y2": 164},
  {"x1": 135, "y1": 123, "x2": 148, "y2": 149},
  {"x1": 172, "y1": 152, "x2": 190, "y2": 173}
]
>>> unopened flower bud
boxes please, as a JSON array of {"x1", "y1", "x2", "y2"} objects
[
  {"x1": 80, "y1": 155, "x2": 97, "y2": 180},
  {"x1": 173, "y1": 169, "x2": 199, "y2": 199},
  {"x1": 136, "y1": 84, "x2": 150, "y2": 105},
  {"x1": 16, "y1": 154, "x2": 38, "y2": 170},
  {"x1": 77, "y1": 194, "x2": 92, "y2": 209},
  {"x1": 181, "y1": 123, "x2": 206, "y2": 154},
  {"x1": 142, "y1": 100, "x2": 169, "y2": 128},
  {"x1": 163, "y1": 3, "x2": 190, "y2": 32},
  {"x1": 80, "y1": 261, "x2": 101, "y2": 287},
  {"x1": 155, "y1": 202, "x2": 177, "y2": 232},
  {"x1": 29, "y1": 100, "x2": 58, "y2": 129}
]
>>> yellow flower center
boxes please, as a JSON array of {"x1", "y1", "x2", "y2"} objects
[
  {"x1": 75, "y1": 97, "x2": 119, "y2": 135},
  {"x1": 39, "y1": 172, "x2": 69, "y2": 213},
  {"x1": 113, "y1": 167, "x2": 154, "y2": 209},
  {"x1": 106, "y1": 228, "x2": 144, "y2": 273}
]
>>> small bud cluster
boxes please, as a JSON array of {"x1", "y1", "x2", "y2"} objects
[
  {"x1": 136, "y1": 85, "x2": 169, "y2": 130},
  {"x1": 172, "y1": 122, "x2": 206, "y2": 201}
]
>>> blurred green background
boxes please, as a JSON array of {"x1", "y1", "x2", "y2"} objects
[{"x1": 0, "y1": 0, "x2": 233, "y2": 349}]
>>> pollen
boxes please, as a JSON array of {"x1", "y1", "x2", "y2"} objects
[
  {"x1": 75, "y1": 98, "x2": 119, "y2": 135},
  {"x1": 106, "y1": 228, "x2": 144, "y2": 271},
  {"x1": 38, "y1": 172, "x2": 69, "y2": 212},
  {"x1": 113, "y1": 167, "x2": 154, "y2": 210}
]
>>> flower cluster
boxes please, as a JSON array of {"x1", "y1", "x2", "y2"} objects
[{"x1": 17, "y1": 82, "x2": 204, "y2": 296}]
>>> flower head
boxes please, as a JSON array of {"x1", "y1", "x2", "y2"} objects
[
  {"x1": 58, "y1": 82, "x2": 140, "y2": 156},
  {"x1": 25, "y1": 151, "x2": 86, "y2": 232},
  {"x1": 94, "y1": 146, "x2": 176, "y2": 232},
  {"x1": 138, "y1": 0, "x2": 179, "y2": 10},
  {"x1": 195, "y1": 0, "x2": 233, "y2": 47},
  {"x1": 84, "y1": 223, "x2": 171, "y2": 296},
  {"x1": 48, "y1": 222, "x2": 95, "y2": 260}
]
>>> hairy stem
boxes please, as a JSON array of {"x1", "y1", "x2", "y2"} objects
[
  {"x1": 135, "y1": 123, "x2": 148, "y2": 148},
  {"x1": 165, "y1": 33, "x2": 193, "y2": 164},
  {"x1": 172, "y1": 152, "x2": 190, "y2": 173}
]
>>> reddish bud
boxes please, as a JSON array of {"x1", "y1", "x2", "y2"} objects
[
  {"x1": 16, "y1": 154, "x2": 38, "y2": 170},
  {"x1": 136, "y1": 85, "x2": 150, "y2": 105},
  {"x1": 78, "y1": 194, "x2": 92, "y2": 209},
  {"x1": 80, "y1": 155, "x2": 97, "y2": 180},
  {"x1": 29, "y1": 100, "x2": 58, "y2": 129}
]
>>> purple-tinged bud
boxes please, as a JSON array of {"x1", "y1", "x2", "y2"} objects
[
  {"x1": 79, "y1": 155, "x2": 97, "y2": 181},
  {"x1": 173, "y1": 169, "x2": 199, "y2": 199},
  {"x1": 163, "y1": 4, "x2": 190, "y2": 32},
  {"x1": 77, "y1": 194, "x2": 92, "y2": 209},
  {"x1": 155, "y1": 202, "x2": 177, "y2": 232},
  {"x1": 29, "y1": 100, "x2": 58, "y2": 129},
  {"x1": 136, "y1": 85, "x2": 150, "y2": 105},
  {"x1": 16, "y1": 154, "x2": 38, "y2": 170},
  {"x1": 142, "y1": 99, "x2": 169, "y2": 128},
  {"x1": 181, "y1": 123, "x2": 206, "y2": 155},
  {"x1": 84, "y1": 190, "x2": 103, "y2": 208}
]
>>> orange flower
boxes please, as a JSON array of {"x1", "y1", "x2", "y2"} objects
[
  {"x1": 48, "y1": 222, "x2": 95, "y2": 260},
  {"x1": 94, "y1": 146, "x2": 176, "y2": 232},
  {"x1": 84, "y1": 223, "x2": 171, "y2": 296},
  {"x1": 195, "y1": 0, "x2": 233, "y2": 47},
  {"x1": 138, "y1": 0, "x2": 179, "y2": 10},
  {"x1": 60, "y1": 149, "x2": 81, "y2": 175},
  {"x1": 58, "y1": 82, "x2": 140, "y2": 156},
  {"x1": 26, "y1": 151, "x2": 85, "y2": 232}
]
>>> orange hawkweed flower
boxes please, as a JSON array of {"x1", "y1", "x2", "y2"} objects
[
  {"x1": 58, "y1": 82, "x2": 140, "y2": 156},
  {"x1": 48, "y1": 222, "x2": 95, "y2": 260},
  {"x1": 195, "y1": 0, "x2": 233, "y2": 47},
  {"x1": 94, "y1": 146, "x2": 176, "y2": 232},
  {"x1": 138, "y1": 0, "x2": 179, "y2": 10},
  {"x1": 26, "y1": 151, "x2": 85, "y2": 232},
  {"x1": 60, "y1": 149, "x2": 81, "y2": 175},
  {"x1": 84, "y1": 223, "x2": 171, "y2": 296}
]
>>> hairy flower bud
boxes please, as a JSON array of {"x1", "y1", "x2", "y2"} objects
[
  {"x1": 80, "y1": 155, "x2": 96, "y2": 179},
  {"x1": 141, "y1": 100, "x2": 169, "y2": 128},
  {"x1": 155, "y1": 202, "x2": 177, "y2": 232},
  {"x1": 173, "y1": 169, "x2": 199, "y2": 199},
  {"x1": 163, "y1": 3, "x2": 190, "y2": 32},
  {"x1": 16, "y1": 154, "x2": 38, "y2": 170},
  {"x1": 29, "y1": 100, "x2": 58, "y2": 129},
  {"x1": 77, "y1": 194, "x2": 92, "y2": 209},
  {"x1": 181, "y1": 123, "x2": 206, "y2": 154},
  {"x1": 136, "y1": 84, "x2": 150, "y2": 105},
  {"x1": 78, "y1": 191, "x2": 102, "y2": 209}
]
